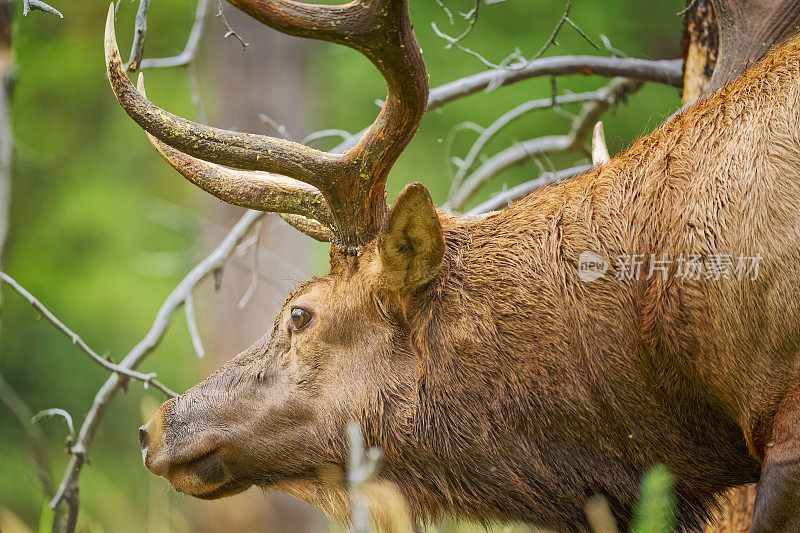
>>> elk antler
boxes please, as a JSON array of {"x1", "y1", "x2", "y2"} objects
[
  {"x1": 591, "y1": 122, "x2": 610, "y2": 166},
  {"x1": 104, "y1": 0, "x2": 428, "y2": 252}
]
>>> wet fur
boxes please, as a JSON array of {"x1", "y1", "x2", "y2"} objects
[
  {"x1": 346, "y1": 35, "x2": 800, "y2": 530},
  {"x1": 151, "y1": 34, "x2": 800, "y2": 533}
]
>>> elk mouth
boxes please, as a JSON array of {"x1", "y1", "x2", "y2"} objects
[
  {"x1": 190, "y1": 478, "x2": 250, "y2": 500},
  {"x1": 158, "y1": 447, "x2": 251, "y2": 499}
]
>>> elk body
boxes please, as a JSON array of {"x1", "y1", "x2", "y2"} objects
[{"x1": 105, "y1": 1, "x2": 800, "y2": 531}]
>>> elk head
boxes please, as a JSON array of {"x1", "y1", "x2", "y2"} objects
[
  {"x1": 105, "y1": 0, "x2": 441, "y2": 517},
  {"x1": 134, "y1": 185, "x2": 443, "y2": 511}
]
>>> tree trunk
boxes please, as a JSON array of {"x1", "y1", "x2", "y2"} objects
[
  {"x1": 179, "y1": 6, "x2": 327, "y2": 533},
  {"x1": 682, "y1": 0, "x2": 800, "y2": 102},
  {"x1": 681, "y1": 0, "x2": 717, "y2": 105}
]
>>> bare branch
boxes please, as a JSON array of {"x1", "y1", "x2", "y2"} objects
[
  {"x1": 32, "y1": 408, "x2": 76, "y2": 441},
  {"x1": 433, "y1": 0, "x2": 454, "y2": 25},
  {"x1": 529, "y1": 0, "x2": 573, "y2": 61},
  {"x1": 22, "y1": 0, "x2": 62, "y2": 18},
  {"x1": 184, "y1": 292, "x2": 205, "y2": 358},
  {"x1": 451, "y1": 0, "x2": 480, "y2": 43},
  {"x1": 50, "y1": 209, "x2": 265, "y2": 529},
  {"x1": 432, "y1": 21, "x2": 524, "y2": 70},
  {"x1": 562, "y1": 15, "x2": 599, "y2": 52},
  {"x1": 216, "y1": 0, "x2": 248, "y2": 48},
  {"x1": 332, "y1": 56, "x2": 682, "y2": 154},
  {"x1": 447, "y1": 89, "x2": 611, "y2": 204},
  {"x1": 140, "y1": 0, "x2": 210, "y2": 70},
  {"x1": 450, "y1": 135, "x2": 573, "y2": 210},
  {"x1": 429, "y1": 56, "x2": 680, "y2": 110},
  {"x1": 430, "y1": 0, "x2": 482, "y2": 58},
  {"x1": 465, "y1": 164, "x2": 593, "y2": 215},
  {"x1": 137, "y1": 0, "x2": 212, "y2": 124},
  {"x1": 125, "y1": 0, "x2": 150, "y2": 71},
  {"x1": 433, "y1": 0, "x2": 597, "y2": 71},
  {"x1": 449, "y1": 77, "x2": 641, "y2": 211},
  {"x1": 599, "y1": 34, "x2": 627, "y2": 58},
  {"x1": 0, "y1": 272, "x2": 177, "y2": 397},
  {"x1": 444, "y1": 120, "x2": 483, "y2": 184}
]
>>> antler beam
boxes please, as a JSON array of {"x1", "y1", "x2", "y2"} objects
[{"x1": 105, "y1": 0, "x2": 428, "y2": 251}]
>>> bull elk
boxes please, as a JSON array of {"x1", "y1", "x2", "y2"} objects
[{"x1": 104, "y1": 0, "x2": 800, "y2": 531}]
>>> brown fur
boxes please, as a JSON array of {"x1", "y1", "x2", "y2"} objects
[{"x1": 139, "y1": 34, "x2": 800, "y2": 532}]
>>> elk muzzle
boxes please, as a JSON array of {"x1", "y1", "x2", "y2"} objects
[{"x1": 138, "y1": 397, "x2": 249, "y2": 499}]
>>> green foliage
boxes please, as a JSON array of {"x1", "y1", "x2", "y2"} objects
[
  {"x1": 1, "y1": 0, "x2": 685, "y2": 530},
  {"x1": 632, "y1": 465, "x2": 676, "y2": 533},
  {"x1": 36, "y1": 501, "x2": 53, "y2": 533}
]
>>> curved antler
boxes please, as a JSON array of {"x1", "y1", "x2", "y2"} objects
[{"x1": 104, "y1": 0, "x2": 428, "y2": 251}]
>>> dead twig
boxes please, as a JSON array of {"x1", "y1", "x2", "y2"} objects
[
  {"x1": 215, "y1": 0, "x2": 248, "y2": 48},
  {"x1": 0, "y1": 272, "x2": 177, "y2": 397},
  {"x1": 23, "y1": 0, "x2": 62, "y2": 18},
  {"x1": 124, "y1": 0, "x2": 151, "y2": 71}
]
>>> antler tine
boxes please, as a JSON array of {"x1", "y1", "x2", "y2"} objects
[
  {"x1": 146, "y1": 132, "x2": 334, "y2": 229},
  {"x1": 105, "y1": 0, "x2": 428, "y2": 250},
  {"x1": 136, "y1": 75, "x2": 333, "y2": 240},
  {"x1": 227, "y1": 0, "x2": 429, "y2": 248},
  {"x1": 105, "y1": 5, "x2": 339, "y2": 185},
  {"x1": 225, "y1": 1, "x2": 363, "y2": 44}
]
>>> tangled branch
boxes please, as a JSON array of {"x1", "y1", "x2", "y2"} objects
[
  {"x1": 49, "y1": 209, "x2": 264, "y2": 532},
  {"x1": 432, "y1": 0, "x2": 598, "y2": 70},
  {"x1": 333, "y1": 56, "x2": 681, "y2": 154},
  {"x1": 448, "y1": 77, "x2": 642, "y2": 211},
  {"x1": 446, "y1": 89, "x2": 610, "y2": 205}
]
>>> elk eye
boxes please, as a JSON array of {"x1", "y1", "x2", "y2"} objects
[{"x1": 290, "y1": 307, "x2": 312, "y2": 331}]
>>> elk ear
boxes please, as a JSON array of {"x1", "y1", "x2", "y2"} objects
[{"x1": 375, "y1": 183, "x2": 444, "y2": 292}]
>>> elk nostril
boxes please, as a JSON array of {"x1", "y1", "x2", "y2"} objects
[{"x1": 139, "y1": 425, "x2": 149, "y2": 450}]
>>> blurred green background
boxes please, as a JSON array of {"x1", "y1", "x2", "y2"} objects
[{"x1": 0, "y1": 0, "x2": 684, "y2": 531}]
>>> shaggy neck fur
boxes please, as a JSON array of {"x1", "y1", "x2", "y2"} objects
[{"x1": 370, "y1": 34, "x2": 800, "y2": 531}]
